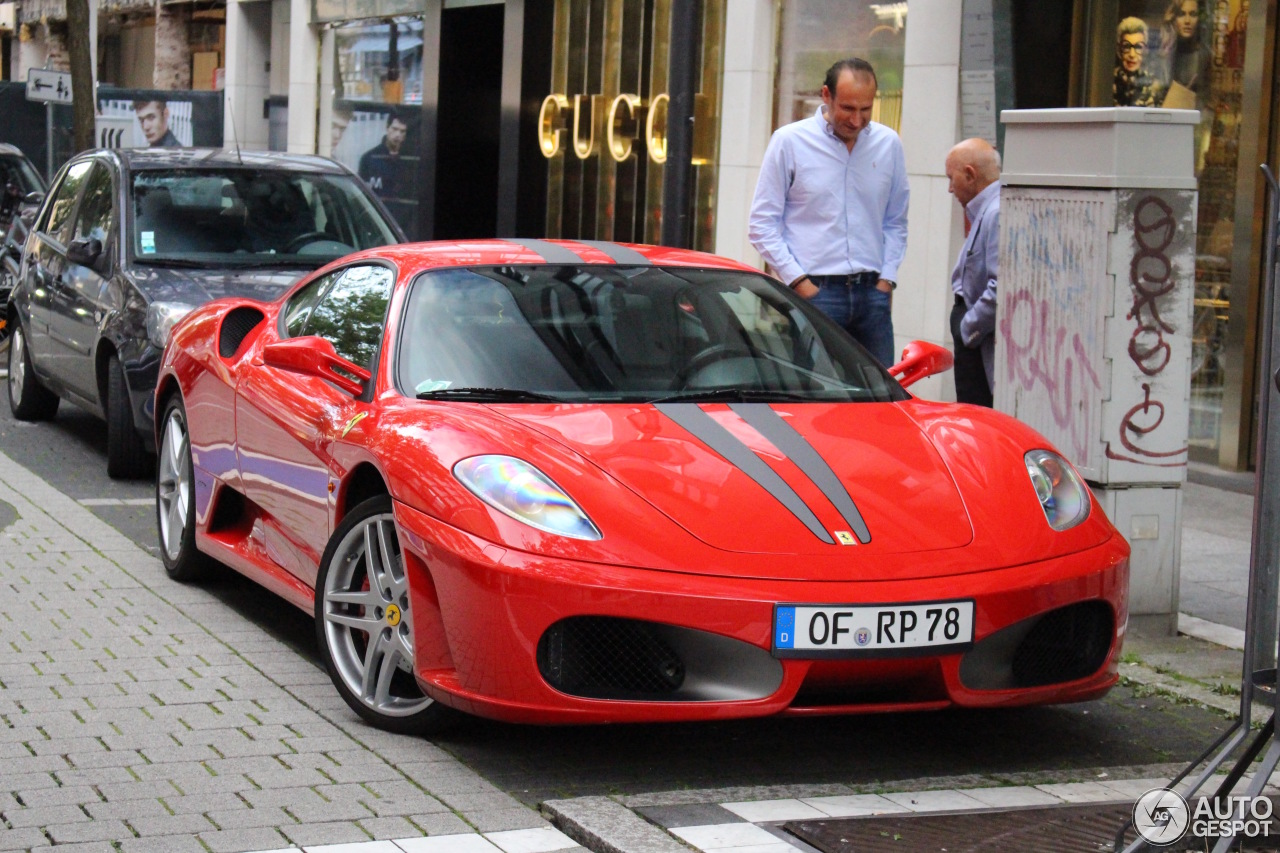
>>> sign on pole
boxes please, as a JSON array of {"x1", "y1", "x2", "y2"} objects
[{"x1": 25, "y1": 69, "x2": 72, "y2": 105}]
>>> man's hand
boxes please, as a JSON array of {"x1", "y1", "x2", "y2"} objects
[
  {"x1": 791, "y1": 276, "x2": 819, "y2": 300},
  {"x1": 876, "y1": 278, "x2": 894, "y2": 309}
]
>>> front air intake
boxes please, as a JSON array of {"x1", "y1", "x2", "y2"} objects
[
  {"x1": 1011, "y1": 601, "x2": 1114, "y2": 687},
  {"x1": 538, "y1": 617, "x2": 685, "y2": 699},
  {"x1": 959, "y1": 600, "x2": 1115, "y2": 691}
]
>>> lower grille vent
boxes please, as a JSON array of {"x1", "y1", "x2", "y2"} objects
[{"x1": 538, "y1": 617, "x2": 685, "y2": 699}]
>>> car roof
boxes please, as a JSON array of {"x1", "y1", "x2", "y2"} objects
[
  {"x1": 328, "y1": 239, "x2": 765, "y2": 279},
  {"x1": 101, "y1": 148, "x2": 351, "y2": 175},
  {"x1": 0, "y1": 143, "x2": 31, "y2": 158}
]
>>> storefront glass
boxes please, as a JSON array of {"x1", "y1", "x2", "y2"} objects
[
  {"x1": 774, "y1": 0, "x2": 907, "y2": 130},
  {"x1": 330, "y1": 17, "x2": 424, "y2": 238},
  {"x1": 539, "y1": 0, "x2": 724, "y2": 252},
  {"x1": 1111, "y1": 0, "x2": 1251, "y2": 455}
]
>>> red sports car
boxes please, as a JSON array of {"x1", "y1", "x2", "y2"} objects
[{"x1": 154, "y1": 239, "x2": 1129, "y2": 734}]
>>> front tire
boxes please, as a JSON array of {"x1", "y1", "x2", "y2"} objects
[
  {"x1": 7, "y1": 321, "x2": 59, "y2": 421},
  {"x1": 316, "y1": 495, "x2": 454, "y2": 735},
  {"x1": 106, "y1": 354, "x2": 151, "y2": 480},
  {"x1": 156, "y1": 394, "x2": 212, "y2": 582}
]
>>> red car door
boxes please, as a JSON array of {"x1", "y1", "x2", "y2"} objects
[{"x1": 234, "y1": 263, "x2": 395, "y2": 585}]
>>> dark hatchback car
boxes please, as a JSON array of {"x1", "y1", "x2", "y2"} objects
[
  {"x1": 1, "y1": 144, "x2": 47, "y2": 338},
  {"x1": 6, "y1": 148, "x2": 405, "y2": 477}
]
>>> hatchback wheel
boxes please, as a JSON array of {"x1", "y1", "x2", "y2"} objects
[
  {"x1": 106, "y1": 354, "x2": 151, "y2": 479},
  {"x1": 316, "y1": 495, "x2": 454, "y2": 734},
  {"x1": 156, "y1": 395, "x2": 212, "y2": 582},
  {"x1": 7, "y1": 322, "x2": 59, "y2": 420}
]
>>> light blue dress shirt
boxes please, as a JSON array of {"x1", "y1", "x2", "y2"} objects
[{"x1": 748, "y1": 107, "x2": 909, "y2": 287}]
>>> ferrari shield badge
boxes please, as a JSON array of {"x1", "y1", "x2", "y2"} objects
[{"x1": 833, "y1": 531, "x2": 857, "y2": 546}]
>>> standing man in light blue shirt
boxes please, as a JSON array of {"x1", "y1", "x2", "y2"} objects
[
  {"x1": 944, "y1": 138, "x2": 1001, "y2": 406},
  {"x1": 748, "y1": 58, "x2": 909, "y2": 367}
]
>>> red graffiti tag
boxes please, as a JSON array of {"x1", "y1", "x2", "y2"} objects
[{"x1": 1000, "y1": 290, "x2": 1102, "y2": 463}]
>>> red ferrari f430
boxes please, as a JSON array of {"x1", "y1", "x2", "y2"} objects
[{"x1": 154, "y1": 239, "x2": 1129, "y2": 733}]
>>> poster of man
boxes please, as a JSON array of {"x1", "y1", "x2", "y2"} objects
[
  {"x1": 330, "y1": 105, "x2": 421, "y2": 238},
  {"x1": 133, "y1": 99, "x2": 183, "y2": 147}
]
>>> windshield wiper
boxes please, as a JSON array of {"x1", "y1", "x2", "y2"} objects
[
  {"x1": 415, "y1": 387, "x2": 564, "y2": 403},
  {"x1": 133, "y1": 257, "x2": 209, "y2": 268},
  {"x1": 646, "y1": 388, "x2": 814, "y2": 404}
]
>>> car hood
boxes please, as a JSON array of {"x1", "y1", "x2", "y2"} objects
[
  {"x1": 499, "y1": 402, "x2": 975, "y2": 558},
  {"x1": 128, "y1": 265, "x2": 310, "y2": 304}
]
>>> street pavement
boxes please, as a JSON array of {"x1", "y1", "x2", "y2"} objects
[{"x1": 0, "y1": 438, "x2": 1271, "y2": 853}]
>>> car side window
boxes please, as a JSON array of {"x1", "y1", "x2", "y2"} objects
[
  {"x1": 282, "y1": 272, "x2": 338, "y2": 339},
  {"x1": 71, "y1": 164, "x2": 115, "y2": 246},
  {"x1": 43, "y1": 161, "x2": 93, "y2": 242},
  {"x1": 302, "y1": 265, "x2": 394, "y2": 369}
]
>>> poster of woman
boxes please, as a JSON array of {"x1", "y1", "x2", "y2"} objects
[
  {"x1": 1112, "y1": 0, "x2": 1241, "y2": 110},
  {"x1": 1113, "y1": 16, "x2": 1164, "y2": 106}
]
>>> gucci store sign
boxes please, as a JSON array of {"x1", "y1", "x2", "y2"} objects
[{"x1": 541, "y1": 0, "x2": 722, "y2": 249}]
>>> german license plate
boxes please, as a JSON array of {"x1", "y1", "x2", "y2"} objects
[{"x1": 773, "y1": 600, "x2": 975, "y2": 658}]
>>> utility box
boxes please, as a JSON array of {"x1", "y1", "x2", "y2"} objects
[{"x1": 996, "y1": 107, "x2": 1200, "y2": 635}]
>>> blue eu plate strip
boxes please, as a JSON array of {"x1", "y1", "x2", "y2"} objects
[{"x1": 775, "y1": 606, "x2": 796, "y2": 649}]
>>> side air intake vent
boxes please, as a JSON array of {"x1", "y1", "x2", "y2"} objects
[{"x1": 219, "y1": 307, "x2": 265, "y2": 358}]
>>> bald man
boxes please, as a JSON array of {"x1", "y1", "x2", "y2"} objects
[{"x1": 945, "y1": 138, "x2": 1002, "y2": 406}]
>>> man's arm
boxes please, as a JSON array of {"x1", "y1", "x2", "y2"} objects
[
  {"x1": 878, "y1": 140, "x2": 910, "y2": 285},
  {"x1": 960, "y1": 204, "x2": 999, "y2": 346},
  {"x1": 748, "y1": 133, "x2": 806, "y2": 286}
]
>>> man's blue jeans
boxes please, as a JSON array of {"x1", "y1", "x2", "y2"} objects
[{"x1": 808, "y1": 273, "x2": 896, "y2": 367}]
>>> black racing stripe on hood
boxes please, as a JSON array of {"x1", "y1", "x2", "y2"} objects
[
  {"x1": 655, "y1": 403, "x2": 835, "y2": 545},
  {"x1": 574, "y1": 240, "x2": 652, "y2": 265},
  {"x1": 730, "y1": 403, "x2": 871, "y2": 544},
  {"x1": 504, "y1": 238, "x2": 584, "y2": 265}
]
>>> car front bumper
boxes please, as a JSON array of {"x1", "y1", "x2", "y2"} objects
[{"x1": 394, "y1": 501, "x2": 1130, "y2": 725}]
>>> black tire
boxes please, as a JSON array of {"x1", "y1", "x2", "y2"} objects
[
  {"x1": 7, "y1": 321, "x2": 59, "y2": 421},
  {"x1": 106, "y1": 354, "x2": 151, "y2": 480},
  {"x1": 315, "y1": 495, "x2": 456, "y2": 735},
  {"x1": 156, "y1": 394, "x2": 212, "y2": 582}
]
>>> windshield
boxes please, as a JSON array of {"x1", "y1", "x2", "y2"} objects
[
  {"x1": 130, "y1": 168, "x2": 400, "y2": 266},
  {"x1": 0, "y1": 155, "x2": 44, "y2": 195},
  {"x1": 397, "y1": 265, "x2": 908, "y2": 403}
]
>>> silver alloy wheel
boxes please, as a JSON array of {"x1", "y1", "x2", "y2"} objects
[
  {"x1": 321, "y1": 513, "x2": 431, "y2": 719},
  {"x1": 8, "y1": 324, "x2": 25, "y2": 405},
  {"x1": 156, "y1": 407, "x2": 190, "y2": 562}
]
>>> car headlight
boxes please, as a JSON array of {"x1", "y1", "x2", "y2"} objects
[
  {"x1": 1025, "y1": 449, "x2": 1090, "y2": 531},
  {"x1": 453, "y1": 455, "x2": 602, "y2": 541},
  {"x1": 146, "y1": 301, "x2": 198, "y2": 349}
]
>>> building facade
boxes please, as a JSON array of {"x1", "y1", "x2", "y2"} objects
[
  {"x1": 195, "y1": 0, "x2": 1280, "y2": 472},
  {"x1": 2, "y1": 0, "x2": 1276, "y2": 474}
]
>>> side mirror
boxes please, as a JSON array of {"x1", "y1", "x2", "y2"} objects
[
  {"x1": 262, "y1": 335, "x2": 370, "y2": 397},
  {"x1": 67, "y1": 237, "x2": 104, "y2": 271},
  {"x1": 888, "y1": 340, "x2": 954, "y2": 388},
  {"x1": 23, "y1": 191, "x2": 44, "y2": 207}
]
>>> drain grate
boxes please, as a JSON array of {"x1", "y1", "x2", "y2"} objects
[{"x1": 784, "y1": 798, "x2": 1280, "y2": 852}]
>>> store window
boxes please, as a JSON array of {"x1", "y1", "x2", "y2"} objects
[
  {"x1": 539, "y1": 0, "x2": 724, "y2": 251},
  {"x1": 1111, "y1": 0, "x2": 1249, "y2": 455},
  {"x1": 330, "y1": 17, "x2": 425, "y2": 238},
  {"x1": 774, "y1": 1, "x2": 907, "y2": 130}
]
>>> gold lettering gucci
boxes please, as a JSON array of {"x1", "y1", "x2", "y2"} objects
[{"x1": 539, "y1": 92, "x2": 670, "y2": 164}]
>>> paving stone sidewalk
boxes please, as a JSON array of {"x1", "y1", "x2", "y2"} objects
[{"x1": 0, "y1": 450, "x2": 580, "y2": 853}]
